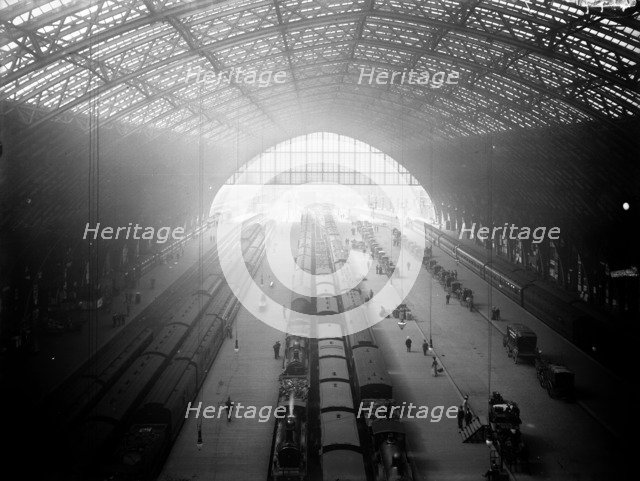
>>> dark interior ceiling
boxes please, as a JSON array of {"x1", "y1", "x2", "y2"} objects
[{"x1": 1, "y1": 0, "x2": 640, "y2": 272}]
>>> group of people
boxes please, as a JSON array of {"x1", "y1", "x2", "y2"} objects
[
  {"x1": 457, "y1": 395, "x2": 474, "y2": 430},
  {"x1": 403, "y1": 337, "x2": 441, "y2": 377}
]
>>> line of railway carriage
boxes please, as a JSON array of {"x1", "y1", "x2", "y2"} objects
[
  {"x1": 417, "y1": 220, "x2": 607, "y2": 359},
  {"x1": 271, "y1": 212, "x2": 314, "y2": 481},
  {"x1": 80, "y1": 217, "x2": 269, "y2": 480},
  {"x1": 274, "y1": 208, "x2": 414, "y2": 481},
  {"x1": 324, "y1": 208, "x2": 415, "y2": 481}
]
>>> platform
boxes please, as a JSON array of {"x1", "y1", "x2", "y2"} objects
[
  {"x1": 372, "y1": 219, "x2": 630, "y2": 480},
  {"x1": 15, "y1": 226, "x2": 219, "y2": 403},
  {"x1": 159, "y1": 254, "x2": 286, "y2": 481}
]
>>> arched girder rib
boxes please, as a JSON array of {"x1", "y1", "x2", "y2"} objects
[
  {"x1": 21, "y1": 27, "x2": 613, "y2": 134},
  {"x1": 162, "y1": 82, "x2": 512, "y2": 141},
  {"x1": 141, "y1": 0, "x2": 284, "y2": 134},
  {"x1": 93, "y1": 50, "x2": 580, "y2": 134},
  {"x1": 357, "y1": 38, "x2": 620, "y2": 124},
  {"x1": 233, "y1": 77, "x2": 523, "y2": 131},
  {"x1": 3, "y1": 3, "x2": 636, "y2": 96}
]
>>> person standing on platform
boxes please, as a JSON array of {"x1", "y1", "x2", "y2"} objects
[
  {"x1": 465, "y1": 408, "x2": 473, "y2": 427},
  {"x1": 446, "y1": 293, "x2": 451, "y2": 305},
  {"x1": 405, "y1": 336, "x2": 412, "y2": 352},
  {"x1": 457, "y1": 406, "x2": 465, "y2": 430},
  {"x1": 422, "y1": 339, "x2": 429, "y2": 356},
  {"x1": 432, "y1": 357, "x2": 439, "y2": 377},
  {"x1": 225, "y1": 396, "x2": 233, "y2": 422},
  {"x1": 273, "y1": 340, "x2": 281, "y2": 359}
]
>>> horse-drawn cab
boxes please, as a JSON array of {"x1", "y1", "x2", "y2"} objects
[
  {"x1": 488, "y1": 392, "x2": 521, "y2": 429},
  {"x1": 535, "y1": 351, "x2": 575, "y2": 400},
  {"x1": 487, "y1": 392, "x2": 528, "y2": 474},
  {"x1": 503, "y1": 324, "x2": 537, "y2": 364}
]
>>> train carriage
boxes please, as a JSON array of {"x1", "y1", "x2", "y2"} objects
[
  {"x1": 352, "y1": 347, "x2": 393, "y2": 401},
  {"x1": 317, "y1": 322, "x2": 344, "y2": 340},
  {"x1": 318, "y1": 339, "x2": 346, "y2": 359},
  {"x1": 438, "y1": 234, "x2": 459, "y2": 257},
  {"x1": 321, "y1": 451, "x2": 367, "y2": 481},
  {"x1": 291, "y1": 268, "x2": 314, "y2": 314},
  {"x1": 320, "y1": 381, "x2": 355, "y2": 412},
  {"x1": 321, "y1": 411, "x2": 366, "y2": 481},
  {"x1": 319, "y1": 357, "x2": 350, "y2": 383},
  {"x1": 485, "y1": 264, "x2": 526, "y2": 304},
  {"x1": 348, "y1": 326, "x2": 377, "y2": 350},
  {"x1": 456, "y1": 249, "x2": 486, "y2": 277},
  {"x1": 321, "y1": 411, "x2": 361, "y2": 450}
]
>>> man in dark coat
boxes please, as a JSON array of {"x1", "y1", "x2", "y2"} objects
[
  {"x1": 225, "y1": 396, "x2": 233, "y2": 422},
  {"x1": 273, "y1": 340, "x2": 281, "y2": 359},
  {"x1": 422, "y1": 339, "x2": 429, "y2": 356},
  {"x1": 405, "y1": 336, "x2": 412, "y2": 352},
  {"x1": 457, "y1": 406, "x2": 465, "y2": 430}
]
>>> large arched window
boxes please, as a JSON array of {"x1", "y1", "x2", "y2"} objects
[
  {"x1": 226, "y1": 132, "x2": 420, "y2": 186},
  {"x1": 217, "y1": 132, "x2": 436, "y2": 225}
]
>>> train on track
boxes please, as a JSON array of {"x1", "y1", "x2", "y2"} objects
[
  {"x1": 416, "y1": 220, "x2": 607, "y2": 358},
  {"x1": 49, "y1": 215, "x2": 269, "y2": 480},
  {"x1": 271, "y1": 207, "x2": 414, "y2": 481}
]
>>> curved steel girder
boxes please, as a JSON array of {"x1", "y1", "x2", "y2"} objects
[
  {"x1": 164, "y1": 84, "x2": 506, "y2": 143},
  {"x1": 3, "y1": 2, "x2": 636, "y2": 96},
  {"x1": 12, "y1": 26, "x2": 628, "y2": 128},
  {"x1": 144, "y1": 79, "x2": 502, "y2": 140},
  {"x1": 110, "y1": 62, "x2": 592, "y2": 137},
  {"x1": 0, "y1": 0, "x2": 274, "y2": 85},
  {"x1": 85, "y1": 34, "x2": 592, "y2": 130},
  {"x1": 357, "y1": 38, "x2": 619, "y2": 124},
  {"x1": 24, "y1": 30, "x2": 612, "y2": 135},
  {"x1": 289, "y1": 58, "x2": 584, "y2": 121},
  {"x1": 228, "y1": 78, "x2": 520, "y2": 132},
  {"x1": 95, "y1": 52, "x2": 563, "y2": 135}
]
